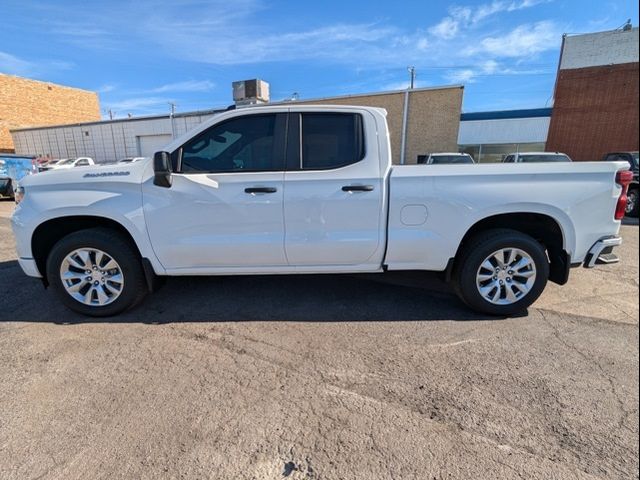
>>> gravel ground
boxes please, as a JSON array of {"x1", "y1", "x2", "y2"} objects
[{"x1": 0, "y1": 199, "x2": 638, "y2": 479}]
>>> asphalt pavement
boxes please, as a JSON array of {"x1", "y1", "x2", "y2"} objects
[{"x1": 0, "y1": 199, "x2": 638, "y2": 479}]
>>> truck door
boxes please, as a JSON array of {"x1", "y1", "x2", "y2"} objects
[
  {"x1": 142, "y1": 113, "x2": 288, "y2": 271},
  {"x1": 283, "y1": 110, "x2": 385, "y2": 268}
]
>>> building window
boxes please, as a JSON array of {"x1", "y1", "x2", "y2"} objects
[{"x1": 459, "y1": 142, "x2": 547, "y2": 163}]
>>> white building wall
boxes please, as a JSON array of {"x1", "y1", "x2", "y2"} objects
[
  {"x1": 11, "y1": 111, "x2": 220, "y2": 162},
  {"x1": 458, "y1": 116, "x2": 550, "y2": 145},
  {"x1": 560, "y1": 27, "x2": 639, "y2": 70}
]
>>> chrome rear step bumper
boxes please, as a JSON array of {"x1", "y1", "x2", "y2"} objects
[{"x1": 584, "y1": 236, "x2": 622, "y2": 268}]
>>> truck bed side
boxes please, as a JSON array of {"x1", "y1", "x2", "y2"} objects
[{"x1": 385, "y1": 161, "x2": 628, "y2": 271}]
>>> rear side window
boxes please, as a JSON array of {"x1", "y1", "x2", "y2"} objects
[{"x1": 297, "y1": 113, "x2": 364, "y2": 170}]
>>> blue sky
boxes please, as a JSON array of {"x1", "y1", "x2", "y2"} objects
[{"x1": 1, "y1": 0, "x2": 638, "y2": 118}]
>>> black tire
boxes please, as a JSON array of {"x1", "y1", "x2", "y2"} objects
[
  {"x1": 46, "y1": 228, "x2": 147, "y2": 317},
  {"x1": 452, "y1": 229, "x2": 549, "y2": 316},
  {"x1": 626, "y1": 188, "x2": 639, "y2": 218}
]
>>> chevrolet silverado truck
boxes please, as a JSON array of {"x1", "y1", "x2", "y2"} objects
[{"x1": 11, "y1": 105, "x2": 633, "y2": 317}]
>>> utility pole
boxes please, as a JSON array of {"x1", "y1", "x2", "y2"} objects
[
  {"x1": 169, "y1": 102, "x2": 177, "y2": 139},
  {"x1": 407, "y1": 66, "x2": 416, "y2": 89},
  {"x1": 108, "y1": 109, "x2": 114, "y2": 120},
  {"x1": 401, "y1": 66, "x2": 416, "y2": 165}
]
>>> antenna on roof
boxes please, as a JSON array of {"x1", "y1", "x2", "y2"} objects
[
  {"x1": 619, "y1": 19, "x2": 632, "y2": 31},
  {"x1": 407, "y1": 66, "x2": 416, "y2": 89}
]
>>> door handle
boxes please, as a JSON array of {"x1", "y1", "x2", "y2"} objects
[
  {"x1": 342, "y1": 185, "x2": 374, "y2": 192},
  {"x1": 245, "y1": 187, "x2": 277, "y2": 194}
]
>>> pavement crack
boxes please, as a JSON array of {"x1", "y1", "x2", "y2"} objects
[{"x1": 538, "y1": 310, "x2": 634, "y2": 440}]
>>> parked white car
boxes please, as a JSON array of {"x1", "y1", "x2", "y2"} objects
[
  {"x1": 503, "y1": 152, "x2": 572, "y2": 163},
  {"x1": 50, "y1": 157, "x2": 96, "y2": 169},
  {"x1": 11, "y1": 105, "x2": 633, "y2": 317},
  {"x1": 117, "y1": 157, "x2": 147, "y2": 164},
  {"x1": 418, "y1": 153, "x2": 475, "y2": 164}
]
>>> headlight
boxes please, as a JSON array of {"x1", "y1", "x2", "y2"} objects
[{"x1": 14, "y1": 185, "x2": 25, "y2": 205}]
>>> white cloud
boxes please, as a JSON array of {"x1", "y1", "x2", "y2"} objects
[
  {"x1": 475, "y1": 0, "x2": 550, "y2": 23},
  {"x1": 465, "y1": 21, "x2": 561, "y2": 57},
  {"x1": 445, "y1": 59, "x2": 550, "y2": 84},
  {"x1": 104, "y1": 97, "x2": 170, "y2": 111},
  {"x1": 0, "y1": 51, "x2": 73, "y2": 77},
  {"x1": 97, "y1": 84, "x2": 117, "y2": 93},
  {"x1": 446, "y1": 69, "x2": 477, "y2": 83},
  {"x1": 429, "y1": 17, "x2": 460, "y2": 40},
  {"x1": 416, "y1": 38, "x2": 429, "y2": 51},
  {"x1": 380, "y1": 79, "x2": 432, "y2": 91},
  {"x1": 427, "y1": 0, "x2": 552, "y2": 41},
  {"x1": 0, "y1": 51, "x2": 33, "y2": 75},
  {"x1": 144, "y1": 20, "x2": 406, "y2": 66},
  {"x1": 150, "y1": 80, "x2": 216, "y2": 93},
  {"x1": 481, "y1": 59, "x2": 499, "y2": 74}
]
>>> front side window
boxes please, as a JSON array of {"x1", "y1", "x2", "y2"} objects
[
  {"x1": 180, "y1": 114, "x2": 280, "y2": 173},
  {"x1": 300, "y1": 113, "x2": 364, "y2": 170}
]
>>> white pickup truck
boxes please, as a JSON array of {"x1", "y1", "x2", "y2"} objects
[{"x1": 11, "y1": 105, "x2": 633, "y2": 317}]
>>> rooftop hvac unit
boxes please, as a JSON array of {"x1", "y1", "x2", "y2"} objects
[{"x1": 232, "y1": 79, "x2": 270, "y2": 106}]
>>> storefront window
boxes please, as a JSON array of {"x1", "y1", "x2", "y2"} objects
[{"x1": 459, "y1": 143, "x2": 547, "y2": 163}]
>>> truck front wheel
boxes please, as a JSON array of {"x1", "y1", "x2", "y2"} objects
[
  {"x1": 46, "y1": 228, "x2": 147, "y2": 317},
  {"x1": 452, "y1": 229, "x2": 549, "y2": 316}
]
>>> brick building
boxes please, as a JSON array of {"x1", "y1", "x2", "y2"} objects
[
  {"x1": 0, "y1": 74, "x2": 101, "y2": 153},
  {"x1": 546, "y1": 27, "x2": 639, "y2": 160}
]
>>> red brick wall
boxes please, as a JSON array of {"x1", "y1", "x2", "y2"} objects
[
  {"x1": 0, "y1": 74, "x2": 101, "y2": 152},
  {"x1": 546, "y1": 62, "x2": 639, "y2": 161}
]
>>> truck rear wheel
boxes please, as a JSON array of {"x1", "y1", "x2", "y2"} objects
[
  {"x1": 452, "y1": 229, "x2": 549, "y2": 316},
  {"x1": 46, "y1": 228, "x2": 147, "y2": 317}
]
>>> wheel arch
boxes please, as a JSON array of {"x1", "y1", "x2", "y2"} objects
[
  {"x1": 31, "y1": 216, "x2": 143, "y2": 286},
  {"x1": 450, "y1": 212, "x2": 570, "y2": 285}
]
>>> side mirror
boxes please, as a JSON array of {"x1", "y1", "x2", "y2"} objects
[{"x1": 153, "y1": 151, "x2": 172, "y2": 188}]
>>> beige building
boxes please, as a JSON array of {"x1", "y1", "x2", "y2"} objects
[
  {"x1": 10, "y1": 83, "x2": 463, "y2": 164},
  {"x1": 293, "y1": 85, "x2": 463, "y2": 164},
  {"x1": 0, "y1": 74, "x2": 101, "y2": 153}
]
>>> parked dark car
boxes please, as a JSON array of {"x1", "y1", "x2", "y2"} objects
[{"x1": 602, "y1": 152, "x2": 639, "y2": 217}]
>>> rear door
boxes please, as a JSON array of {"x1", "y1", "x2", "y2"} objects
[{"x1": 283, "y1": 110, "x2": 385, "y2": 268}]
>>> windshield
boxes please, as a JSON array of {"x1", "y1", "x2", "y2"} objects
[
  {"x1": 57, "y1": 158, "x2": 76, "y2": 165},
  {"x1": 519, "y1": 154, "x2": 571, "y2": 163},
  {"x1": 430, "y1": 155, "x2": 474, "y2": 164}
]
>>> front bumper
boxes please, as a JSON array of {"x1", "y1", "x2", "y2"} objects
[
  {"x1": 18, "y1": 257, "x2": 43, "y2": 278},
  {"x1": 583, "y1": 236, "x2": 622, "y2": 268}
]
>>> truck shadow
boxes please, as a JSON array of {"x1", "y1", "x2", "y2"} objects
[{"x1": 0, "y1": 260, "x2": 506, "y2": 323}]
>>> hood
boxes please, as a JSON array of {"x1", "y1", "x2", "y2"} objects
[{"x1": 20, "y1": 158, "x2": 152, "y2": 188}]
